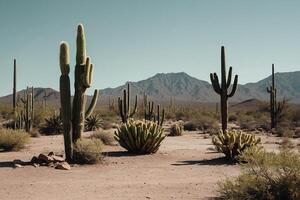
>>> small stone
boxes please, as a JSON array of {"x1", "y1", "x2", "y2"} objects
[
  {"x1": 55, "y1": 162, "x2": 71, "y2": 170},
  {"x1": 14, "y1": 164, "x2": 23, "y2": 168},
  {"x1": 13, "y1": 159, "x2": 24, "y2": 165},
  {"x1": 32, "y1": 163, "x2": 39, "y2": 168},
  {"x1": 48, "y1": 152, "x2": 54, "y2": 156},
  {"x1": 51, "y1": 155, "x2": 65, "y2": 162},
  {"x1": 38, "y1": 153, "x2": 54, "y2": 163}
]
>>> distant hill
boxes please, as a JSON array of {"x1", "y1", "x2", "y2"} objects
[{"x1": 1, "y1": 71, "x2": 300, "y2": 107}]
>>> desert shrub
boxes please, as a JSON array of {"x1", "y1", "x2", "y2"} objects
[
  {"x1": 101, "y1": 120, "x2": 114, "y2": 130},
  {"x1": 169, "y1": 122, "x2": 184, "y2": 136},
  {"x1": 90, "y1": 131, "x2": 115, "y2": 145},
  {"x1": 212, "y1": 130, "x2": 261, "y2": 162},
  {"x1": 228, "y1": 114, "x2": 238, "y2": 122},
  {"x1": 39, "y1": 114, "x2": 63, "y2": 135},
  {"x1": 85, "y1": 114, "x2": 102, "y2": 131},
  {"x1": 218, "y1": 149, "x2": 300, "y2": 200},
  {"x1": 115, "y1": 119, "x2": 165, "y2": 154},
  {"x1": 73, "y1": 138, "x2": 103, "y2": 164},
  {"x1": 274, "y1": 125, "x2": 295, "y2": 138},
  {"x1": 0, "y1": 128, "x2": 30, "y2": 151},
  {"x1": 33, "y1": 107, "x2": 54, "y2": 128}
]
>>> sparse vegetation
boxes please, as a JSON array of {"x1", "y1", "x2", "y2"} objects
[
  {"x1": 73, "y1": 138, "x2": 103, "y2": 164},
  {"x1": 218, "y1": 149, "x2": 300, "y2": 200},
  {"x1": 39, "y1": 114, "x2": 63, "y2": 135},
  {"x1": 0, "y1": 128, "x2": 30, "y2": 151},
  {"x1": 90, "y1": 131, "x2": 115, "y2": 145}
]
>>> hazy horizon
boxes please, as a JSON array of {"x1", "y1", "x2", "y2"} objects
[{"x1": 1, "y1": 0, "x2": 300, "y2": 96}]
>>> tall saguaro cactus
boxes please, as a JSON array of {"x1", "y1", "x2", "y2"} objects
[
  {"x1": 118, "y1": 83, "x2": 137, "y2": 123},
  {"x1": 267, "y1": 64, "x2": 277, "y2": 128},
  {"x1": 210, "y1": 46, "x2": 238, "y2": 132},
  {"x1": 13, "y1": 59, "x2": 17, "y2": 129},
  {"x1": 59, "y1": 24, "x2": 99, "y2": 161}
]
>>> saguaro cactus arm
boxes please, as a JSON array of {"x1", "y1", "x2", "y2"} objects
[
  {"x1": 85, "y1": 89, "x2": 99, "y2": 118},
  {"x1": 228, "y1": 75, "x2": 238, "y2": 97},
  {"x1": 210, "y1": 73, "x2": 221, "y2": 94}
]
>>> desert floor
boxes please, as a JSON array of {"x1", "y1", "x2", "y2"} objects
[{"x1": 0, "y1": 131, "x2": 297, "y2": 200}]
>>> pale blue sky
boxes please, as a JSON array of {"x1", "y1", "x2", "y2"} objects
[{"x1": 1, "y1": 0, "x2": 300, "y2": 96}]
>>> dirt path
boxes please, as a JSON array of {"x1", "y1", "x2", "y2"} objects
[{"x1": 0, "y1": 132, "x2": 287, "y2": 200}]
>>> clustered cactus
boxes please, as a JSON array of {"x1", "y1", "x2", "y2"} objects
[
  {"x1": 118, "y1": 83, "x2": 137, "y2": 123},
  {"x1": 59, "y1": 24, "x2": 99, "y2": 161},
  {"x1": 212, "y1": 130, "x2": 261, "y2": 161},
  {"x1": 115, "y1": 119, "x2": 166, "y2": 154},
  {"x1": 143, "y1": 94, "x2": 165, "y2": 126},
  {"x1": 210, "y1": 46, "x2": 238, "y2": 133}
]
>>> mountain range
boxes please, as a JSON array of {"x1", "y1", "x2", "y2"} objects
[{"x1": 1, "y1": 71, "x2": 300, "y2": 106}]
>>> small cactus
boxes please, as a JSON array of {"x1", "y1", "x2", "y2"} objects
[
  {"x1": 169, "y1": 122, "x2": 184, "y2": 136},
  {"x1": 212, "y1": 130, "x2": 261, "y2": 162},
  {"x1": 267, "y1": 64, "x2": 277, "y2": 128},
  {"x1": 118, "y1": 83, "x2": 137, "y2": 123}
]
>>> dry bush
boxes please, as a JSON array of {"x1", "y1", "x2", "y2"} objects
[
  {"x1": 73, "y1": 138, "x2": 103, "y2": 164},
  {"x1": 0, "y1": 128, "x2": 30, "y2": 151},
  {"x1": 218, "y1": 149, "x2": 300, "y2": 200},
  {"x1": 90, "y1": 131, "x2": 115, "y2": 145},
  {"x1": 39, "y1": 114, "x2": 63, "y2": 135}
]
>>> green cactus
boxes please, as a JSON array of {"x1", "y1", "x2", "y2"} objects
[
  {"x1": 210, "y1": 46, "x2": 238, "y2": 132},
  {"x1": 169, "y1": 122, "x2": 184, "y2": 136},
  {"x1": 212, "y1": 130, "x2": 261, "y2": 162},
  {"x1": 13, "y1": 59, "x2": 17, "y2": 129},
  {"x1": 143, "y1": 95, "x2": 165, "y2": 126},
  {"x1": 115, "y1": 119, "x2": 166, "y2": 154},
  {"x1": 118, "y1": 83, "x2": 137, "y2": 123},
  {"x1": 59, "y1": 24, "x2": 99, "y2": 161},
  {"x1": 21, "y1": 87, "x2": 34, "y2": 133},
  {"x1": 267, "y1": 64, "x2": 277, "y2": 128}
]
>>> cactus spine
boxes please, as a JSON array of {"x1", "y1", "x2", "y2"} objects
[
  {"x1": 59, "y1": 24, "x2": 99, "y2": 161},
  {"x1": 118, "y1": 83, "x2": 137, "y2": 123},
  {"x1": 267, "y1": 64, "x2": 277, "y2": 128},
  {"x1": 13, "y1": 59, "x2": 17, "y2": 129},
  {"x1": 210, "y1": 46, "x2": 238, "y2": 132}
]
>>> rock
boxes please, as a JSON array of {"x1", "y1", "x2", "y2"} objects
[
  {"x1": 31, "y1": 156, "x2": 39, "y2": 163},
  {"x1": 55, "y1": 162, "x2": 71, "y2": 170},
  {"x1": 48, "y1": 152, "x2": 54, "y2": 156},
  {"x1": 51, "y1": 155, "x2": 65, "y2": 162},
  {"x1": 38, "y1": 153, "x2": 54, "y2": 163},
  {"x1": 32, "y1": 163, "x2": 39, "y2": 168}
]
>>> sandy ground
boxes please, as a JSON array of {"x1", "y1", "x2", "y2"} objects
[{"x1": 0, "y1": 131, "x2": 298, "y2": 200}]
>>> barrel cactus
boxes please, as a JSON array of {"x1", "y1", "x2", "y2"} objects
[
  {"x1": 169, "y1": 122, "x2": 184, "y2": 136},
  {"x1": 212, "y1": 130, "x2": 261, "y2": 162},
  {"x1": 114, "y1": 120, "x2": 165, "y2": 154}
]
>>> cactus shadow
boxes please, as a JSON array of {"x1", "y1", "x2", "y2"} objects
[
  {"x1": 102, "y1": 151, "x2": 142, "y2": 157},
  {"x1": 172, "y1": 157, "x2": 234, "y2": 166},
  {"x1": 0, "y1": 161, "x2": 14, "y2": 168}
]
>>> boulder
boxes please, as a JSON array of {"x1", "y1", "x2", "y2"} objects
[{"x1": 38, "y1": 153, "x2": 54, "y2": 163}]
